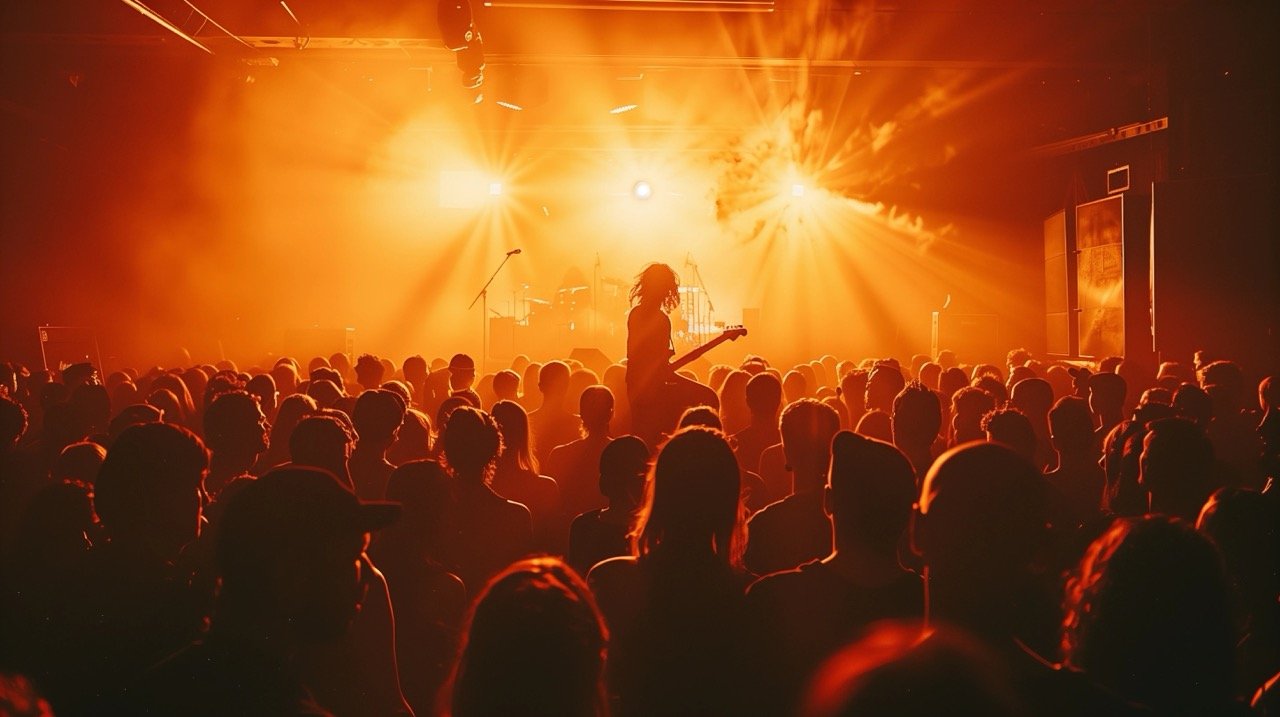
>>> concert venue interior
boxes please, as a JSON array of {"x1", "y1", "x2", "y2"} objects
[
  {"x1": 2, "y1": 2, "x2": 1279, "y2": 717},
  {"x1": 4, "y1": 0, "x2": 1274, "y2": 372}
]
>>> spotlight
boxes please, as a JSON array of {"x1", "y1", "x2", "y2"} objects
[
  {"x1": 489, "y1": 182, "x2": 503, "y2": 196},
  {"x1": 632, "y1": 180, "x2": 653, "y2": 200},
  {"x1": 609, "y1": 104, "x2": 638, "y2": 115},
  {"x1": 791, "y1": 183, "x2": 806, "y2": 198}
]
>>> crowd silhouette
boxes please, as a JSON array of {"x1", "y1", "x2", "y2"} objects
[{"x1": 0, "y1": 265, "x2": 1278, "y2": 716}]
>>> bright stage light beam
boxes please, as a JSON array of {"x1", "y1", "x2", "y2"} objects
[
  {"x1": 489, "y1": 181, "x2": 503, "y2": 196},
  {"x1": 609, "y1": 103, "x2": 639, "y2": 115},
  {"x1": 791, "y1": 183, "x2": 806, "y2": 198},
  {"x1": 632, "y1": 180, "x2": 653, "y2": 200}
]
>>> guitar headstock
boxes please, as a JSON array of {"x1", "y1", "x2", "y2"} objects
[{"x1": 721, "y1": 325, "x2": 748, "y2": 341}]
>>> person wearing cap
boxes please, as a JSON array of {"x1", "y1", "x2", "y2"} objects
[
  {"x1": 125, "y1": 466, "x2": 405, "y2": 716},
  {"x1": 423, "y1": 353, "x2": 478, "y2": 421},
  {"x1": 745, "y1": 431, "x2": 922, "y2": 715}
]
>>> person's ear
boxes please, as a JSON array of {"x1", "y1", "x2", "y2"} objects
[{"x1": 909, "y1": 503, "x2": 927, "y2": 558}]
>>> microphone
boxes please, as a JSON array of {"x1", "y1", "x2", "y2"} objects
[{"x1": 507, "y1": 248, "x2": 522, "y2": 256}]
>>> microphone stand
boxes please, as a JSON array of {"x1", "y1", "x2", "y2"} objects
[{"x1": 469, "y1": 251, "x2": 518, "y2": 372}]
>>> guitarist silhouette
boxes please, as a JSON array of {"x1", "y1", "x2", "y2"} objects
[{"x1": 625, "y1": 263, "x2": 746, "y2": 448}]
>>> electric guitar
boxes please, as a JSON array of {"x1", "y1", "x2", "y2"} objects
[{"x1": 670, "y1": 325, "x2": 748, "y2": 372}]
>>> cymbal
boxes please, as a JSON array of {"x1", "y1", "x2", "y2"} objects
[
  {"x1": 526, "y1": 298, "x2": 551, "y2": 306},
  {"x1": 558, "y1": 285, "x2": 590, "y2": 294}
]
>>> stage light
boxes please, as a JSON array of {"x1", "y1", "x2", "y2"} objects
[
  {"x1": 496, "y1": 100, "x2": 523, "y2": 111},
  {"x1": 791, "y1": 183, "x2": 806, "y2": 198},
  {"x1": 439, "y1": 170, "x2": 503, "y2": 208},
  {"x1": 609, "y1": 104, "x2": 639, "y2": 115},
  {"x1": 632, "y1": 180, "x2": 653, "y2": 200}
]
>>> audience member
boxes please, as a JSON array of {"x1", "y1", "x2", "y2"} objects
[
  {"x1": 491, "y1": 399, "x2": 562, "y2": 550},
  {"x1": 588, "y1": 427, "x2": 751, "y2": 717},
  {"x1": 568, "y1": 434, "x2": 649, "y2": 577},
  {"x1": 747, "y1": 432, "x2": 923, "y2": 714},
  {"x1": 439, "y1": 406, "x2": 534, "y2": 592},
  {"x1": 746, "y1": 399, "x2": 841, "y2": 576}
]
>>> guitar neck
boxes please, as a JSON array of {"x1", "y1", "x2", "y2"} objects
[{"x1": 670, "y1": 334, "x2": 732, "y2": 372}]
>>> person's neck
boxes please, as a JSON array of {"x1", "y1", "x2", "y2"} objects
[
  {"x1": 1052, "y1": 449, "x2": 1094, "y2": 471},
  {"x1": 353, "y1": 439, "x2": 390, "y2": 461},
  {"x1": 790, "y1": 464, "x2": 827, "y2": 494},
  {"x1": 924, "y1": 567, "x2": 1022, "y2": 641},
  {"x1": 211, "y1": 450, "x2": 256, "y2": 478},
  {"x1": 822, "y1": 542, "x2": 905, "y2": 587}
]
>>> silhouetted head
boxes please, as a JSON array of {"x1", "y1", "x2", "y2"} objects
[
  {"x1": 828, "y1": 431, "x2": 916, "y2": 555},
  {"x1": 1009, "y1": 377, "x2": 1053, "y2": 418},
  {"x1": 353, "y1": 388, "x2": 405, "y2": 446},
  {"x1": 781, "y1": 399, "x2": 842, "y2": 486},
  {"x1": 1088, "y1": 372, "x2": 1127, "y2": 420},
  {"x1": 492, "y1": 400, "x2": 536, "y2": 471},
  {"x1": 216, "y1": 466, "x2": 399, "y2": 642},
  {"x1": 599, "y1": 434, "x2": 649, "y2": 508},
  {"x1": 1139, "y1": 417, "x2": 1216, "y2": 520},
  {"x1": 95, "y1": 422, "x2": 209, "y2": 555},
  {"x1": 449, "y1": 354, "x2": 477, "y2": 392},
  {"x1": 397, "y1": 355, "x2": 425, "y2": 387},
  {"x1": 630, "y1": 263, "x2": 680, "y2": 312},
  {"x1": 1048, "y1": 396, "x2": 1093, "y2": 456},
  {"x1": 914, "y1": 442, "x2": 1047, "y2": 582},
  {"x1": 1064, "y1": 516, "x2": 1234, "y2": 714},
  {"x1": 443, "y1": 406, "x2": 503, "y2": 484},
  {"x1": 981, "y1": 407, "x2": 1037, "y2": 462},
  {"x1": 745, "y1": 372, "x2": 783, "y2": 421},
  {"x1": 678, "y1": 405, "x2": 722, "y2": 431},
  {"x1": 354, "y1": 354, "x2": 385, "y2": 392},
  {"x1": 492, "y1": 369, "x2": 520, "y2": 402},
  {"x1": 107, "y1": 403, "x2": 164, "y2": 445},
  {"x1": 289, "y1": 414, "x2": 355, "y2": 485},
  {"x1": 891, "y1": 381, "x2": 941, "y2": 451},
  {"x1": 937, "y1": 367, "x2": 968, "y2": 400},
  {"x1": 801, "y1": 622, "x2": 1019, "y2": 717},
  {"x1": 451, "y1": 557, "x2": 608, "y2": 717},
  {"x1": 866, "y1": 364, "x2": 906, "y2": 414},
  {"x1": 538, "y1": 360, "x2": 572, "y2": 401},
  {"x1": 307, "y1": 378, "x2": 344, "y2": 409},
  {"x1": 203, "y1": 390, "x2": 269, "y2": 461},
  {"x1": 971, "y1": 375, "x2": 1006, "y2": 406},
  {"x1": 949, "y1": 387, "x2": 995, "y2": 445},
  {"x1": 1199, "y1": 360, "x2": 1244, "y2": 408},
  {"x1": 855, "y1": 410, "x2": 893, "y2": 444},
  {"x1": 635, "y1": 427, "x2": 743, "y2": 567},
  {"x1": 54, "y1": 440, "x2": 107, "y2": 485},
  {"x1": 1172, "y1": 383, "x2": 1212, "y2": 427},
  {"x1": 270, "y1": 361, "x2": 299, "y2": 397},
  {"x1": 783, "y1": 370, "x2": 810, "y2": 404},
  {"x1": 328, "y1": 353, "x2": 352, "y2": 380},
  {"x1": 388, "y1": 408, "x2": 433, "y2": 466},
  {"x1": 145, "y1": 388, "x2": 181, "y2": 425},
  {"x1": 917, "y1": 362, "x2": 942, "y2": 391},
  {"x1": 245, "y1": 373, "x2": 278, "y2": 419},
  {"x1": 579, "y1": 385, "x2": 614, "y2": 435}
]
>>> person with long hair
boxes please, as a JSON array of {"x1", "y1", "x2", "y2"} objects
[
  {"x1": 449, "y1": 557, "x2": 609, "y2": 717},
  {"x1": 587, "y1": 426, "x2": 751, "y2": 716},
  {"x1": 439, "y1": 406, "x2": 534, "y2": 592},
  {"x1": 490, "y1": 399, "x2": 561, "y2": 550},
  {"x1": 625, "y1": 263, "x2": 718, "y2": 447}
]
